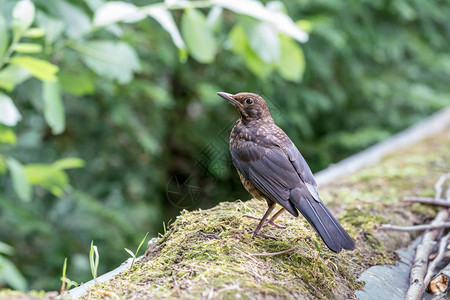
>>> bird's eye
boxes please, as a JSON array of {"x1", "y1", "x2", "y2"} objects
[{"x1": 246, "y1": 98, "x2": 253, "y2": 105}]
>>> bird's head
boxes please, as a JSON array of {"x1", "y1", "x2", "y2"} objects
[{"x1": 216, "y1": 92, "x2": 272, "y2": 122}]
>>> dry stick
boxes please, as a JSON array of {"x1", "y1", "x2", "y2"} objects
[
  {"x1": 424, "y1": 232, "x2": 450, "y2": 289},
  {"x1": 404, "y1": 197, "x2": 450, "y2": 208},
  {"x1": 250, "y1": 246, "x2": 298, "y2": 257},
  {"x1": 405, "y1": 173, "x2": 450, "y2": 300},
  {"x1": 381, "y1": 223, "x2": 450, "y2": 232},
  {"x1": 429, "y1": 262, "x2": 450, "y2": 295}
]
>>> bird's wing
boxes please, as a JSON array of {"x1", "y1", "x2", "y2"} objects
[
  {"x1": 284, "y1": 142, "x2": 320, "y2": 201},
  {"x1": 231, "y1": 140, "x2": 300, "y2": 216}
]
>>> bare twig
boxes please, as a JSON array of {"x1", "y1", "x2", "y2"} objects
[
  {"x1": 404, "y1": 197, "x2": 450, "y2": 207},
  {"x1": 435, "y1": 174, "x2": 450, "y2": 200},
  {"x1": 381, "y1": 222, "x2": 450, "y2": 232},
  {"x1": 405, "y1": 173, "x2": 450, "y2": 300},
  {"x1": 424, "y1": 232, "x2": 450, "y2": 288},
  {"x1": 250, "y1": 246, "x2": 298, "y2": 257}
]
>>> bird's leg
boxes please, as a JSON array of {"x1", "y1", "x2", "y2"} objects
[
  {"x1": 252, "y1": 203, "x2": 277, "y2": 239},
  {"x1": 243, "y1": 207, "x2": 287, "y2": 229},
  {"x1": 266, "y1": 208, "x2": 286, "y2": 229}
]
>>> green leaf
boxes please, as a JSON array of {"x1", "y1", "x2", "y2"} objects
[
  {"x1": 12, "y1": 0, "x2": 35, "y2": 37},
  {"x1": 14, "y1": 43, "x2": 43, "y2": 53},
  {"x1": 55, "y1": 1, "x2": 90, "y2": 38},
  {"x1": 6, "y1": 157, "x2": 31, "y2": 202},
  {"x1": 0, "y1": 12, "x2": 8, "y2": 59},
  {"x1": 0, "y1": 241, "x2": 14, "y2": 256},
  {"x1": 0, "y1": 65, "x2": 31, "y2": 92},
  {"x1": 93, "y1": 1, "x2": 145, "y2": 27},
  {"x1": 144, "y1": 6, "x2": 186, "y2": 53},
  {"x1": 0, "y1": 155, "x2": 6, "y2": 174},
  {"x1": 23, "y1": 27, "x2": 45, "y2": 38},
  {"x1": 214, "y1": 0, "x2": 308, "y2": 42},
  {"x1": 89, "y1": 241, "x2": 99, "y2": 279},
  {"x1": 0, "y1": 256, "x2": 27, "y2": 291},
  {"x1": 0, "y1": 93, "x2": 22, "y2": 126},
  {"x1": 36, "y1": 12, "x2": 65, "y2": 44},
  {"x1": 0, "y1": 126, "x2": 17, "y2": 145},
  {"x1": 242, "y1": 18, "x2": 280, "y2": 63},
  {"x1": 277, "y1": 36, "x2": 305, "y2": 82},
  {"x1": 59, "y1": 71, "x2": 95, "y2": 96},
  {"x1": 181, "y1": 9, "x2": 217, "y2": 64},
  {"x1": 42, "y1": 81, "x2": 65, "y2": 134},
  {"x1": 24, "y1": 164, "x2": 68, "y2": 197},
  {"x1": 124, "y1": 248, "x2": 134, "y2": 258},
  {"x1": 52, "y1": 158, "x2": 85, "y2": 170},
  {"x1": 10, "y1": 56, "x2": 58, "y2": 81},
  {"x1": 228, "y1": 25, "x2": 272, "y2": 78},
  {"x1": 75, "y1": 41, "x2": 141, "y2": 84}
]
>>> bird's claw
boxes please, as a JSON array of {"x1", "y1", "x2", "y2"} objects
[{"x1": 245, "y1": 228, "x2": 278, "y2": 240}]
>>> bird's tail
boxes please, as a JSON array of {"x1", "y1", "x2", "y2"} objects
[{"x1": 292, "y1": 189, "x2": 355, "y2": 253}]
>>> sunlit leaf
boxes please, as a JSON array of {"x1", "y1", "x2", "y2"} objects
[
  {"x1": 242, "y1": 18, "x2": 280, "y2": 63},
  {"x1": 213, "y1": 0, "x2": 308, "y2": 42},
  {"x1": 0, "y1": 126, "x2": 17, "y2": 145},
  {"x1": 93, "y1": 1, "x2": 145, "y2": 27},
  {"x1": 0, "y1": 93, "x2": 22, "y2": 126},
  {"x1": 181, "y1": 9, "x2": 217, "y2": 63},
  {"x1": 0, "y1": 256, "x2": 27, "y2": 291},
  {"x1": 14, "y1": 43, "x2": 42, "y2": 53},
  {"x1": 59, "y1": 71, "x2": 95, "y2": 96},
  {"x1": 12, "y1": 0, "x2": 35, "y2": 37},
  {"x1": 124, "y1": 248, "x2": 134, "y2": 258},
  {"x1": 0, "y1": 65, "x2": 31, "y2": 91},
  {"x1": 0, "y1": 12, "x2": 8, "y2": 59},
  {"x1": 10, "y1": 56, "x2": 58, "y2": 81},
  {"x1": 53, "y1": 158, "x2": 85, "y2": 170},
  {"x1": 75, "y1": 41, "x2": 141, "y2": 84},
  {"x1": 143, "y1": 6, "x2": 186, "y2": 53},
  {"x1": 277, "y1": 36, "x2": 305, "y2": 82},
  {"x1": 24, "y1": 164, "x2": 68, "y2": 197},
  {"x1": 23, "y1": 27, "x2": 45, "y2": 38},
  {"x1": 43, "y1": 81, "x2": 65, "y2": 134},
  {"x1": 6, "y1": 157, "x2": 31, "y2": 202}
]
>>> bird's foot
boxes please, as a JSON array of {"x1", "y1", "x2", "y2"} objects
[
  {"x1": 267, "y1": 219, "x2": 286, "y2": 229},
  {"x1": 242, "y1": 215, "x2": 286, "y2": 229},
  {"x1": 245, "y1": 228, "x2": 277, "y2": 240}
]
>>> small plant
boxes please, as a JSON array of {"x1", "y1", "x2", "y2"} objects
[
  {"x1": 124, "y1": 232, "x2": 149, "y2": 267},
  {"x1": 163, "y1": 221, "x2": 167, "y2": 234},
  {"x1": 60, "y1": 258, "x2": 78, "y2": 294},
  {"x1": 89, "y1": 241, "x2": 99, "y2": 280}
]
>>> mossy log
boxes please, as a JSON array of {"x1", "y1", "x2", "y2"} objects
[{"x1": 75, "y1": 128, "x2": 449, "y2": 299}]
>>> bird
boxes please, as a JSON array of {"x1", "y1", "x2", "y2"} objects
[{"x1": 216, "y1": 91, "x2": 355, "y2": 253}]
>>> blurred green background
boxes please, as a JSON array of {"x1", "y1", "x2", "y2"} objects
[{"x1": 0, "y1": 0, "x2": 449, "y2": 291}]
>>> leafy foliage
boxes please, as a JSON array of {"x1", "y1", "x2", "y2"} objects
[{"x1": 0, "y1": 0, "x2": 448, "y2": 291}]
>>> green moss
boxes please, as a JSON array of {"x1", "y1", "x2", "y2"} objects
[{"x1": 80, "y1": 131, "x2": 449, "y2": 299}]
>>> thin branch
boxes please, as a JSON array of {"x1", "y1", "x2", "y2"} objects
[
  {"x1": 381, "y1": 222, "x2": 450, "y2": 232},
  {"x1": 404, "y1": 197, "x2": 450, "y2": 207},
  {"x1": 424, "y1": 232, "x2": 450, "y2": 287},
  {"x1": 434, "y1": 173, "x2": 450, "y2": 200},
  {"x1": 250, "y1": 246, "x2": 298, "y2": 257}
]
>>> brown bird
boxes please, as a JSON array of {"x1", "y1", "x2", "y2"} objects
[{"x1": 217, "y1": 92, "x2": 355, "y2": 253}]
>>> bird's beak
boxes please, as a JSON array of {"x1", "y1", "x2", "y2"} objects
[{"x1": 217, "y1": 92, "x2": 239, "y2": 106}]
